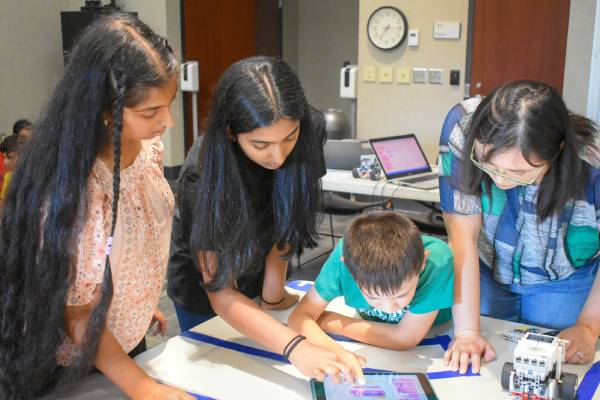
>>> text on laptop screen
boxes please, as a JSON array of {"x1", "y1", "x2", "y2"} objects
[{"x1": 371, "y1": 136, "x2": 429, "y2": 176}]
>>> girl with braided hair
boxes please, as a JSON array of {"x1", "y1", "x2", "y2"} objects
[{"x1": 0, "y1": 14, "x2": 193, "y2": 400}]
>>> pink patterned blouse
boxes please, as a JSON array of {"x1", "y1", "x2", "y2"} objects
[{"x1": 58, "y1": 137, "x2": 175, "y2": 364}]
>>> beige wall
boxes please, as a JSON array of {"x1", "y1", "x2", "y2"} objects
[
  {"x1": 164, "y1": 0, "x2": 186, "y2": 167},
  {"x1": 283, "y1": 0, "x2": 359, "y2": 120},
  {"x1": 0, "y1": 0, "x2": 70, "y2": 136},
  {"x1": 357, "y1": 0, "x2": 469, "y2": 162},
  {"x1": 563, "y1": 0, "x2": 597, "y2": 115},
  {"x1": 0, "y1": 0, "x2": 185, "y2": 167},
  {"x1": 282, "y1": 0, "x2": 299, "y2": 70}
]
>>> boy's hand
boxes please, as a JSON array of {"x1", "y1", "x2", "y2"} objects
[
  {"x1": 332, "y1": 348, "x2": 367, "y2": 384},
  {"x1": 443, "y1": 330, "x2": 496, "y2": 374},
  {"x1": 287, "y1": 340, "x2": 353, "y2": 383}
]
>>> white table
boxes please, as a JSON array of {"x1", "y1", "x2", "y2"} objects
[
  {"x1": 321, "y1": 169, "x2": 440, "y2": 203},
  {"x1": 60, "y1": 281, "x2": 600, "y2": 400}
]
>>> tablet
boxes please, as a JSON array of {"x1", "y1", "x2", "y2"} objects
[{"x1": 310, "y1": 372, "x2": 438, "y2": 400}]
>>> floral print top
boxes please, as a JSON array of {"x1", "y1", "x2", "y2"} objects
[{"x1": 58, "y1": 136, "x2": 174, "y2": 363}]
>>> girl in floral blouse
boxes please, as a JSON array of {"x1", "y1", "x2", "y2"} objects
[{"x1": 0, "y1": 14, "x2": 193, "y2": 400}]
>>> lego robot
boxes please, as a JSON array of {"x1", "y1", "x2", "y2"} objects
[
  {"x1": 501, "y1": 332, "x2": 578, "y2": 400},
  {"x1": 352, "y1": 155, "x2": 381, "y2": 181}
]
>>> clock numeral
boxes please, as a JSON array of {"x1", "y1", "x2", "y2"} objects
[{"x1": 368, "y1": 6, "x2": 406, "y2": 50}]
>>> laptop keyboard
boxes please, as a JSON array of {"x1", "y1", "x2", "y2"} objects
[{"x1": 401, "y1": 173, "x2": 438, "y2": 183}]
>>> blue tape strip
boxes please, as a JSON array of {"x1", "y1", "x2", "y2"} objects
[
  {"x1": 577, "y1": 360, "x2": 600, "y2": 400},
  {"x1": 328, "y1": 333, "x2": 452, "y2": 352},
  {"x1": 426, "y1": 367, "x2": 478, "y2": 379},
  {"x1": 286, "y1": 280, "x2": 314, "y2": 292},
  {"x1": 181, "y1": 330, "x2": 287, "y2": 363},
  {"x1": 420, "y1": 335, "x2": 453, "y2": 351},
  {"x1": 187, "y1": 392, "x2": 216, "y2": 400},
  {"x1": 363, "y1": 367, "x2": 393, "y2": 373},
  {"x1": 327, "y1": 333, "x2": 362, "y2": 342},
  {"x1": 156, "y1": 379, "x2": 216, "y2": 399},
  {"x1": 180, "y1": 330, "x2": 478, "y2": 380},
  {"x1": 362, "y1": 366, "x2": 477, "y2": 378}
]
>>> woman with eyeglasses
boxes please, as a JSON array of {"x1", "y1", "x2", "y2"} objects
[{"x1": 437, "y1": 80, "x2": 600, "y2": 374}]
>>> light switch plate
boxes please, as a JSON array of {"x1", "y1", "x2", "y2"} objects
[
  {"x1": 379, "y1": 67, "x2": 393, "y2": 83},
  {"x1": 413, "y1": 68, "x2": 427, "y2": 84},
  {"x1": 429, "y1": 68, "x2": 443, "y2": 84},
  {"x1": 396, "y1": 67, "x2": 410, "y2": 84},
  {"x1": 363, "y1": 66, "x2": 376, "y2": 82}
]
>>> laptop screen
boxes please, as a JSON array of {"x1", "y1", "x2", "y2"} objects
[{"x1": 369, "y1": 134, "x2": 431, "y2": 179}]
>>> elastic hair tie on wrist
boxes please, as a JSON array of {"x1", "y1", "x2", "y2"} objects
[{"x1": 283, "y1": 335, "x2": 306, "y2": 360}]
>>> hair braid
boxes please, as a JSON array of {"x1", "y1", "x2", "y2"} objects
[
  {"x1": 68, "y1": 67, "x2": 125, "y2": 375},
  {"x1": 0, "y1": 14, "x2": 178, "y2": 397},
  {"x1": 109, "y1": 68, "x2": 125, "y2": 235}
]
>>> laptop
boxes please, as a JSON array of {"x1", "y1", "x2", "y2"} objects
[
  {"x1": 323, "y1": 139, "x2": 363, "y2": 170},
  {"x1": 369, "y1": 134, "x2": 439, "y2": 189}
]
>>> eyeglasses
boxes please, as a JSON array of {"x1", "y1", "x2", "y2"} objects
[{"x1": 469, "y1": 142, "x2": 548, "y2": 186}]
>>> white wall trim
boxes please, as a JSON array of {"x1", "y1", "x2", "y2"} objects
[{"x1": 587, "y1": 0, "x2": 600, "y2": 121}]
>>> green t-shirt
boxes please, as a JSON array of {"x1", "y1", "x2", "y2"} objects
[{"x1": 314, "y1": 235, "x2": 454, "y2": 326}]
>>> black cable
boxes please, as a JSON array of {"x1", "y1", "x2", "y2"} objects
[{"x1": 371, "y1": 177, "x2": 381, "y2": 204}]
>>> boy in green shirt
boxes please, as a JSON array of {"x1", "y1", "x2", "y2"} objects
[{"x1": 288, "y1": 211, "x2": 454, "y2": 382}]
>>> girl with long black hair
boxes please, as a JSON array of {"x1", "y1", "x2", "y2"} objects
[
  {"x1": 0, "y1": 14, "x2": 193, "y2": 399},
  {"x1": 167, "y1": 56, "x2": 359, "y2": 382},
  {"x1": 438, "y1": 80, "x2": 600, "y2": 374}
]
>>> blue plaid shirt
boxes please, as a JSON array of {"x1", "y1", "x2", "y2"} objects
[{"x1": 438, "y1": 98, "x2": 600, "y2": 284}]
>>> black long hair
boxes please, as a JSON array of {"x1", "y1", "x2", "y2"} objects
[
  {"x1": 190, "y1": 56, "x2": 323, "y2": 291},
  {"x1": 0, "y1": 14, "x2": 177, "y2": 399},
  {"x1": 461, "y1": 80, "x2": 599, "y2": 221}
]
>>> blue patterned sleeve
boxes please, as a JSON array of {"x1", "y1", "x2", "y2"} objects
[{"x1": 437, "y1": 102, "x2": 482, "y2": 215}]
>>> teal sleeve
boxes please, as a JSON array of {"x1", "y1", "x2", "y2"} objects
[
  {"x1": 314, "y1": 240, "x2": 345, "y2": 302},
  {"x1": 409, "y1": 240, "x2": 454, "y2": 315}
]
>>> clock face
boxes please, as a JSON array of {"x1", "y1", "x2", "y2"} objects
[{"x1": 367, "y1": 6, "x2": 408, "y2": 50}]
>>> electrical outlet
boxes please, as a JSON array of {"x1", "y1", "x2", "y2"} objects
[
  {"x1": 396, "y1": 67, "x2": 410, "y2": 84},
  {"x1": 413, "y1": 68, "x2": 427, "y2": 84},
  {"x1": 429, "y1": 68, "x2": 444, "y2": 84},
  {"x1": 363, "y1": 66, "x2": 376, "y2": 82},
  {"x1": 379, "y1": 67, "x2": 393, "y2": 83}
]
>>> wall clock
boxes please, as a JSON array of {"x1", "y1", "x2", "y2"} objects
[{"x1": 367, "y1": 6, "x2": 408, "y2": 50}]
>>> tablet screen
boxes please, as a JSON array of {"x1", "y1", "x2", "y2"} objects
[{"x1": 321, "y1": 373, "x2": 430, "y2": 400}]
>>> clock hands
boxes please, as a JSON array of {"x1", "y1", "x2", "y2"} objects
[
  {"x1": 380, "y1": 23, "x2": 390, "y2": 39},
  {"x1": 380, "y1": 23, "x2": 403, "y2": 40},
  {"x1": 368, "y1": 7, "x2": 407, "y2": 49}
]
